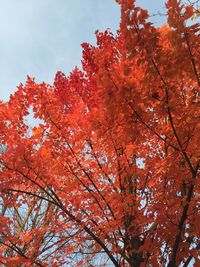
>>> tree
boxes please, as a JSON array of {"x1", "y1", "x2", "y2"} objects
[{"x1": 0, "y1": 0, "x2": 199, "y2": 266}]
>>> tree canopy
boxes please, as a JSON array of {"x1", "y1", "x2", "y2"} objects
[{"x1": 0, "y1": 0, "x2": 199, "y2": 266}]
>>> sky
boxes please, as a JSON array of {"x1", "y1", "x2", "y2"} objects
[{"x1": 0, "y1": 0, "x2": 166, "y2": 101}]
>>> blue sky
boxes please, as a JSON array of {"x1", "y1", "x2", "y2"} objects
[{"x1": 0, "y1": 0, "x2": 165, "y2": 101}]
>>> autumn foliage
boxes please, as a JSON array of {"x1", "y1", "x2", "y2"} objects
[{"x1": 0, "y1": 0, "x2": 199, "y2": 266}]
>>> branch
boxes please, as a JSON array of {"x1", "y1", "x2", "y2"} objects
[
  {"x1": 4, "y1": 168, "x2": 120, "y2": 267},
  {"x1": 184, "y1": 32, "x2": 200, "y2": 88}
]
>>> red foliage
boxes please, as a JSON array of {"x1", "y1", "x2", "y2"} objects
[{"x1": 0, "y1": 1, "x2": 199, "y2": 266}]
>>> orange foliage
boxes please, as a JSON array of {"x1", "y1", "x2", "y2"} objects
[{"x1": 0, "y1": 1, "x2": 199, "y2": 266}]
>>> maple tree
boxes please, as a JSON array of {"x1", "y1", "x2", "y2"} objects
[{"x1": 0, "y1": 0, "x2": 199, "y2": 266}]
